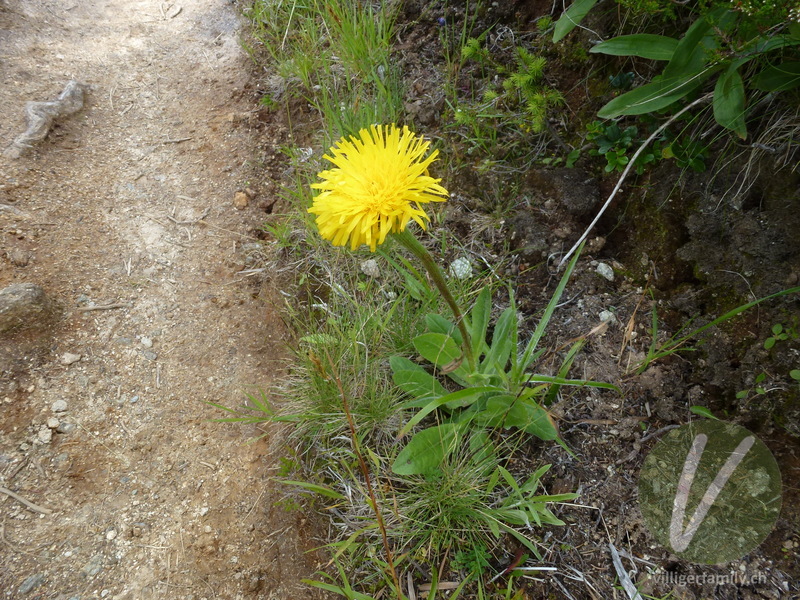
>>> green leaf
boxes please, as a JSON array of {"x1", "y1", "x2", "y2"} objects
[
  {"x1": 470, "y1": 287, "x2": 492, "y2": 361},
  {"x1": 280, "y1": 480, "x2": 346, "y2": 500},
  {"x1": 753, "y1": 61, "x2": 800, "y2": 92},
  {"x1": 689, "y1": 406, "x2": 719, "y2": 420},
  {"x1": 552, "y1": 0, "x2": 598, "y2": 43},
  {"x1": 413, "y1": 333, "x2": 462, "y2": 368},
  {"x1": 397, "y1": 386, "x2": 504, "y2": 438},
  {"x1": 483, "y1": 306, "x2": 516, "y2": 373},
  {"x1": 764, "y1": 337, "x2": 776, "y2": 350},
  {"x1": 516, "y1": 243, "x2": 583, "y2": 376},
  {"x1": 790, "y1": 369, "x2": 800, "y2": 381},
  {"x1": 392, "y1": 424, "x2": 460, "y2": 475},
  {"x1": 772, "y1": 324, "x2": 784, "y2": 335},
  {"x1": 483, "y1": 395, "x2": 558, "y2": 440},
  {"x1": 597, "y1": 69, "x2": 714, "y2": 118},
  {"x1": 426, "y1": 313, "x2": 463, "y2": 346},
  {"x1": 713, "y1": 66, "x2": 747, "y2": 139},
  {"x1": 391, "y1": 365, "x2": 447, "y2": 403},
  {"x1": 590, "y1": 34, "x2": 678, "y2": 60},
  {"x1": 662, "y1": 8, "x2": 732, "y2": 80}
]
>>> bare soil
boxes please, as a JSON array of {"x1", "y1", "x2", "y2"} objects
[{"x1": 0, "y1": 1, "x2": 324, "y2": 598}]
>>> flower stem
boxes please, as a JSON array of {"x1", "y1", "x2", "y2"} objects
[{"x1": 393, "y1": 228, "x2": 475, "y2": 372}]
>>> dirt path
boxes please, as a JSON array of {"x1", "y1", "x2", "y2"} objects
[{"x1": 1, "y1": 1, "x2": 322, "y2": 598}]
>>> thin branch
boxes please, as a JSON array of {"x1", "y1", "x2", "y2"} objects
[{"x1": 559, "y1": 93, "x2": 714, "y2": 270}]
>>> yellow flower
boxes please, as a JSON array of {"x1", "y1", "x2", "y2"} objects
[{"x1": 309, "y1": 124, "x2": 448, "y2": 251}]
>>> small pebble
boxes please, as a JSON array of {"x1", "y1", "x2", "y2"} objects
[
  {"x1": 130, "y1": 395, "x2": 139, "y2": 404},
  {"x1": 82, "y1": 554, "x2": 104, "y2": 577},
  {"x1": 233, "y1": 191, "x2": 249, "y2": 209},
  {"x1": 37, "y1": 426, "x2": 52, "y2": 444},
  {"x1": 18, "y1": 573, "x2": 45, "y2": 594},
  {"x1": 595, "y1": 262, "x2": 614, "y2": 281},
  {"x1": 57, "y1": 422, "x2": 77, "y2": 434},
  {"x1": 142, "y1": 350, "x2": 157, "y2": 361},
  {"x1": 61, "y1": 353, "x2": 82, "y2": 365},
  {"x1": 599, "y1": 310, "x2": 616, "y2": 323},
  {"x1": 106, "y1": 529, "x2": 117, "y2": 541},
  {"x1": 51, "y1": 399, "x2": 68, "y2": 412},
  {"x1": 140, "y1": 337, "x2": 153, "y2": 348},
  {"x1": 47, "y1": 417, "x2": 60, "y2": 429}
]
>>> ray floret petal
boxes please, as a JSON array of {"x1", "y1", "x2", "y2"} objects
[{"x1": 308, "y1": 124, "x2": 448, "y2": 251}]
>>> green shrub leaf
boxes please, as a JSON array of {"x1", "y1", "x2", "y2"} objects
[{"x1": 754, "y1": 61, "x2": 800, "y2": 92}]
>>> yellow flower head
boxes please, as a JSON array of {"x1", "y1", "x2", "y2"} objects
[{"x1": 309, "y1": 124, "x2": 448, "y2": 251}]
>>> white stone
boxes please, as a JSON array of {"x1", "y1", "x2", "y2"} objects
[
  {"x1": 47, "y1": 417, "x2": 60, "y2": 429},
  {"x1": 37, "y1": 426, "x2": 52, "y2": 444},
  {"x1": 51, "y1": 399, "x2": 68, "y2": 412},
  {"x1": 141, "y1": 337, "x2": 153, "y2": 348},
  {"x1": 61, "y1": 353, "x2": 82, "y2": 365},
  {"x1": 596, "y1": 262, "x2": 614, "y2": 281},
  {"x1": 599, "y1": 310, "x2": 616, "y2": 323}
]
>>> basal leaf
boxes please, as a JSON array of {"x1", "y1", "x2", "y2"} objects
[
  {"x1": 597, "y1": 69, "x2": 714, "y2": 118},
  {"x1": 483, "y1": 306, "x2": 516, "y2": 373},
  {"x1": 391, "y1": 424, "x2": 460, "y2": 475},
  {"x1": 552, "y1": 0, "x2": 598, "y2": 43},
  {"x1": 713, "y1": 66, "x2": 747, "y2": 139},
  {"x1": 470, "y1": 287, "x2": 492, "y2": 360},
  {"x1": 753, "y1": 61, "x2": 800, "y2": 92},
  {"x1": 413, "y1": 332, "x2": 462, "y2": 368},
  {"x1": 483, "y1": 395, "x2": 559, "y2": 440},
  {"x1": 590, "y1": 34, "x2": 678, "y2": 61},
  {"x1": 426, "y1": 313, "x2": 463, "y2": 346}
]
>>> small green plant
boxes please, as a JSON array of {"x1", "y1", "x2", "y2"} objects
[
  {"x1": 449, "y1": 38, "x2": 563, "y2": 159},
  {"x1": 764, "y1": 322, "x2": 796, "y2": 349},
  {"x1": 586, "y1": 121, "x2": 658, "y2": 174}
]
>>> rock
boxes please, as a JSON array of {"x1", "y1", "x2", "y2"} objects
[
  {"x1": 143, "y1": 350, "x2": 157, "y2": 361},
  {"x1": 47, "y1": 417, "x2": 60, "y2": 429},
  {"x1": 596, "y1": 262, "x2": 615, "y2": 281},
  {"x1": 82, "y1": 554, "x2": 104, "y2": 577},
  {"x1": 37, "y1": 426, "x2": 52, "y2": 444},
  {"x1": 56, "y1": 422, "x2": 76, "y2": 434},
  {"x1": 51, "y1": 399, "x2": 68, "y2": 412},
  {"x1": 233, "y1": 191, "x2": 249, "y2": 210},
  {"x1": 7, "y1": 248, "x2": 31, "y2": 267},
  {"x1": 18, "y1": 573, "x2": 45, "y2": 594},
  {"x1": 0, "y1": 283, "x2": 54, "y2": 335},
  {"x1": 360, "y1": 259, "x2": 380, "y2": 279},
  {"x1": 140, "y1": 336, "x2": 153, "y2": 348},
  {"x1": 61, "y1": 352, "x2": 82, "y2": 365},
  {"x1": 599, "y1": 310, "x2": 616, "y2": 323}
]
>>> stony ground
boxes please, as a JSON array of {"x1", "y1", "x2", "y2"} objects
[{"x1": 0, "y1": 1, "x2": 325, "y2": 598}]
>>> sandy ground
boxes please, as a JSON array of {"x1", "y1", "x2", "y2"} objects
[{"x1": 0, "y1": 1, "x2": 324, "y2": 598}]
